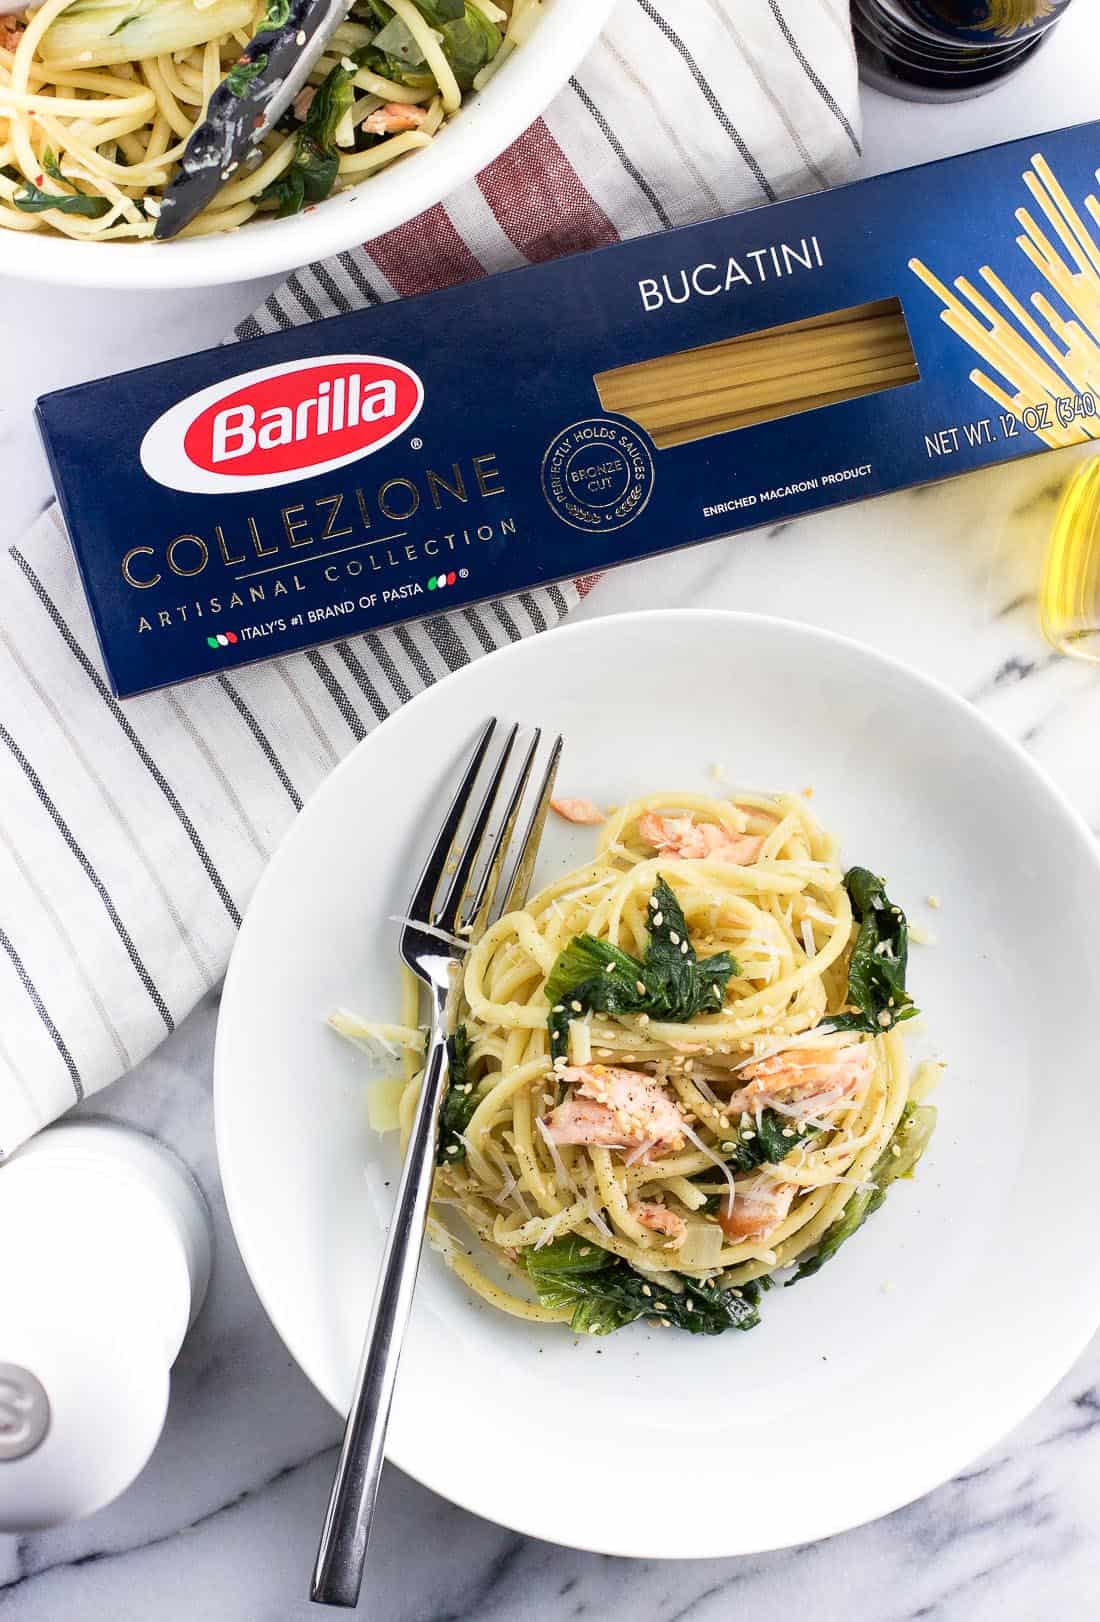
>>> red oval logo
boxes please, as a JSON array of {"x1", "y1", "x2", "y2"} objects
[
  {"x1": 183, "y1": 360, "x2": 421, "y2": 477},
  {"x1": 140, "y1": 354, "x2": 425, "y2": 494}
]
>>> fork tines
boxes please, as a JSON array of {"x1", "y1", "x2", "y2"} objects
[{"x1": 402, "y1": 719, "x2": 562, "y2": 964}]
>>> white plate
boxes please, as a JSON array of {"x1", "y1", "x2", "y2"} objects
[
  {"x1": 0, "y1": 0, "x2": 614, "y2": 290},
  {"x1": 215, "y1": 610, "x2": 1100, "y2": 1559}
]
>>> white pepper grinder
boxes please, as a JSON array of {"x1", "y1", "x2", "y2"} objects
[{"x1": 0, "y1": 1119, "x2": 211, "y2": 1531}]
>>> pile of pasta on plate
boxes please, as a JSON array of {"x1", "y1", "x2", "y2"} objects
[{"x1": 333, "y1": 788, "x2": 942, "y2": 1338}]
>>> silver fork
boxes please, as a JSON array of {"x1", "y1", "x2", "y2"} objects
[{"x1": 311, "y1": 717, "x2": 561, "y2": 1609}]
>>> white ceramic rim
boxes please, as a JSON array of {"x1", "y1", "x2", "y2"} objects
[
  {"x1": 0, "y1": 0, "x2": 614, "y2": 290},
  {"x1": 214, "y1": 608, "x2": 1100, "y2": 1558}
]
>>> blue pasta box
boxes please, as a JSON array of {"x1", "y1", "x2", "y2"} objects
[{"x1": 36, "y1": 119, "x2": 1100, "y2": 698}]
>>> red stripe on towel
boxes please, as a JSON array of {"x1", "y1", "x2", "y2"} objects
[
  {"x1": 478, "y1": 119, "x2": 620, "y2": 263},
  {"x1": 368, "y1": 203, "x2": 486, "y2": 297}
]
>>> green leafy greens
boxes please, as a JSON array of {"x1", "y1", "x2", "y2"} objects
[
  {"x1": 10, "y1": 177, "x2": 111, "y2": 218},
  {"x1": 544, "y1": 877, "x2": 736, "y2": 1059},
  {"x1": 724, "y1": 1109, "x2": 816, "y2": 1172},
  {"x1": 225, "y1": 53, "x2": 268, "y2": 97},
  {"x1": 368, "y1": 2, "x2": 501, "y2": 88},
  {"x1": 261, "y1": 0, "x2": 290, "y2": 26},
  {"x1": 260, "y1": 51, "x2": 359, "y2": 216},
  {"x1": 789, "y1": 1102, "x2": 937, "y2": 1283},
  {"x1": 524, "y1": 1236, "x2": 766, "y2": 1336},
  {"x1": 409, "y1": 0, "x2": 464, "y2": 19},
  {"x1": 436, "y1": 1023, "x2": 476, "y2": 1165},
  {"x1": 832, "y1": 867, "x2": 917, "y2": 1035}
]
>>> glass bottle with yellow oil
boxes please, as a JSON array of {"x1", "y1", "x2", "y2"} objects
[{"x1": 1040, "y1": 457, "x2": 1100, "y2": 659}]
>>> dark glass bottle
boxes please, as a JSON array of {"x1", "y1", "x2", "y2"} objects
[{"x1": 853, "y1": 0, "x2": 1076, "y2": 100}]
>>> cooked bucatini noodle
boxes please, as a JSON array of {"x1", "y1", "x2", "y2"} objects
[
  {"x1": 333, "y1": 789, "x2": 940, "y2": 1337},
  {"x1": 0, "y1": 0, "x2": 540, "y2": 240}
]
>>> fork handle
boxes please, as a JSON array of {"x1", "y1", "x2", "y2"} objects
[{"x1": 311, "y1": 983, "x2": 450, "y2": 1609}]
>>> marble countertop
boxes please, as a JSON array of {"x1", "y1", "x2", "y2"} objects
[{"x1": 4, "y1": 13, "x2": 1100, "y2": 1620}]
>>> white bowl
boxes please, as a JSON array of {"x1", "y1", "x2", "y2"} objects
[
  {"x1": 215, "y1": 610, "x2": 1100, "y2": 1558},
  {"x1": 0, "y1": 0, "x2": 614, "y2": 290}
]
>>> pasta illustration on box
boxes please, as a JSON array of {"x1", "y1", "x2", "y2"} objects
[
  {"x1": 36, "y1": 120, "x2": 1100, "y2": 698},
  {"x1": 910, "y1": 152, "x2": 1100, "y2": 449}
]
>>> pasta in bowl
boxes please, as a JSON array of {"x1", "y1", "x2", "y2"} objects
[
  {"x1": 0, "y1": 0, "x2": 612, "y2": 285},
  {"x1": 332, "y1": 789, "x2": 942, "y2": 1338}
]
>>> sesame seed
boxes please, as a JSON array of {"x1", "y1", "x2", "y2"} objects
[
  {"x1": 653, "y1": 913, "x2": 664, "y2": 927},
  {"x1": 648, "y1": 895, "x2": 658, "y2": 909},
  {"x1": 552, "y1": 1004, "x2": 564, "y2": 1014},
  {"x1": 639, "y1": 1013, "x2": 650, "y2": 1026},
  {"x1": 782, "y1": 1127, "x2": 795, "y2": 1138},
  {"x1": 296, "y1": 28, "x2": 306, "y2": 42},
  {"x1": 636, "y1": 980, "x2": 647, "y2": 995},
  {"x1": 721, "y1": 1140, "x2": 735, "y2": 1152},
  {"x1": 926, "y1": 894, "x2": 942, "y2": 909},
  {"x1": 579, "y1": 1246, "x2": 592, "y2": 1256},
  {"x1": 742, "y1": 1130, "x2": 756, "y2": 1141},
  {"x1": 641, "y1": 1284, "x2": 652, "y2": 1297},
  {"x1": 655, "y1": 1301, "x2": 668, "y2": 1312},
  {"x1": 446, "y1": 1144, "x2": 459, "y2": 1155},
  {"x1": 669, "y1": 931, "x2": 680, "y2": 946},
  {"x1": 570, "y1": 1000, "x2": 583, "y2": 1013},
  {"x1": 891, "y1": 1144, "x2": 902, "y2": 1158},
  {"x1": 680, "y1": 942, "x2": 690, "y2": 956}
]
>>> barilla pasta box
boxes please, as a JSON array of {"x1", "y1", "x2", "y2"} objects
[{"x1": 37, "y1": 120, "x2": 1100, "y2": 698}]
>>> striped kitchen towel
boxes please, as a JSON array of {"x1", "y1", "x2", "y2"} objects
[{"x1": 0, "y1": 0, "x2": 861, "y2": 1153}]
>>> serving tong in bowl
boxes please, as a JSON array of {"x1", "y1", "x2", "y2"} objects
[{"x1": 155, "y1": 0, "x2": 354, "y2": 239}]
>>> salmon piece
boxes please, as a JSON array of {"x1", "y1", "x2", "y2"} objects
[
  {"x1": 718, "y1": 1177, "x2": 796, "y2": 1242},
  {"x1": 629, "y1": 1200, "x2": 687, "y2": 1243},
  {"x1": 550, "y1": 796, "x2": 605, "y2": 825},
  {"x1": 292, "y1": 85, "x2": 316, "y2": 122},
  {"x1": 363, "y1": 102, "x2": 430, "y2": 136},
  {"x1": 727, "y1": 1042, "x2": 873, "y2": 1115},
  {"x1": 638, "y1": 811, "x2": 764, "y2": 865},
  {"x1": 543, "y1": 1064, "x2": 686, "y2": 1159}
]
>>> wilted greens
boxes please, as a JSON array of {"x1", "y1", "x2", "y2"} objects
[
  {"x1": 525, "y1": 1236, "x2": 766, "y2": 1336},
  {"x1": 832, "y1": 867, "x2": 917, "y2": 1035},
  {"x1": 544, "y1": 876, "x2": 736, "y2": 1059},
  {"x1": 436, "y1": 1023, "x2": 476, "y2": 1165}
]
